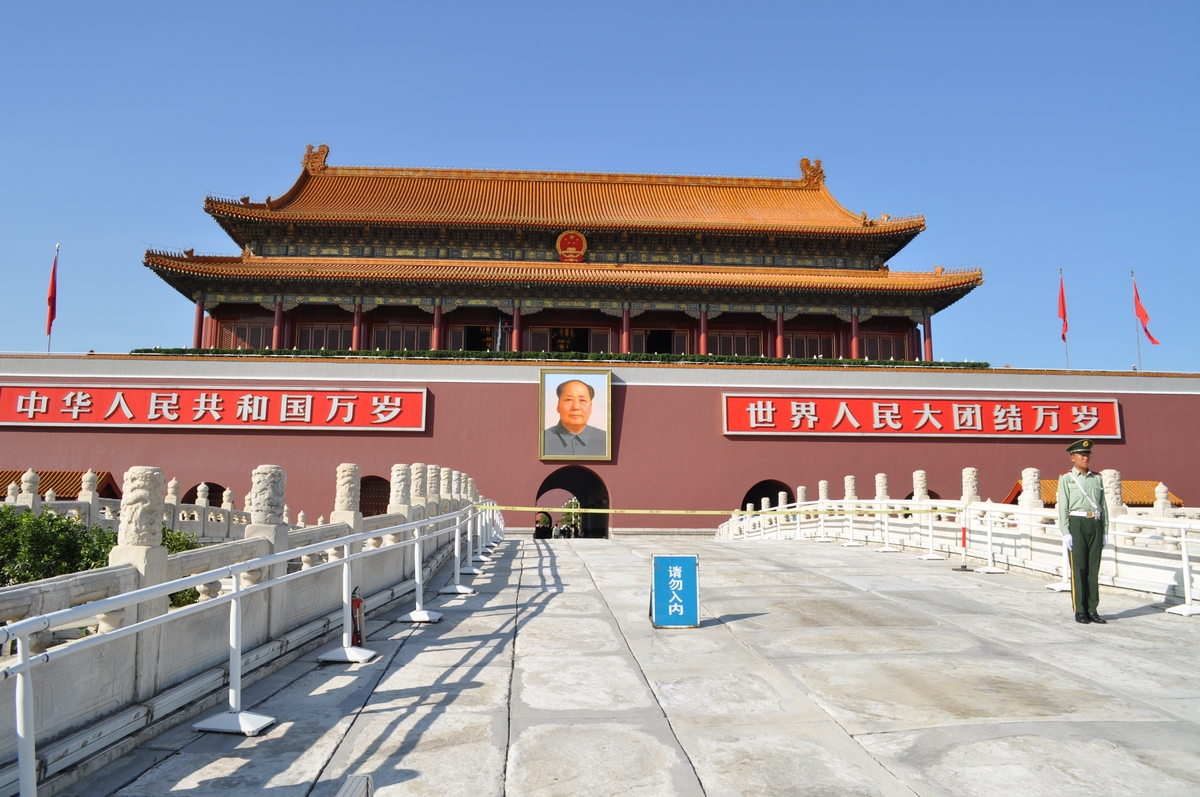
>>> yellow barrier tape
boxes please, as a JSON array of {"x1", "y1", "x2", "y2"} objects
[{"x1": 475, "y1": 505, "x2": 944, "y2": 517}]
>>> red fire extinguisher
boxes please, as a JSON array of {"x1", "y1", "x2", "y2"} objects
[{"x1": 351, "y1": 588, "x2": 365, "y2": 647}]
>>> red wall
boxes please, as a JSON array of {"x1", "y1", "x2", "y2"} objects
[{"x1": 1, "y1": 358, "x2": 1197, "y2": 531}]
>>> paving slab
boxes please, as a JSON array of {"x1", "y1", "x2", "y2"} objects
[{"x1": 63, "y1": 537, "x2": 1200, "y2": 796}]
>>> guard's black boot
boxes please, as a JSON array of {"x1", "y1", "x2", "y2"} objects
[
  {"x1": 1075, "y1": 612, "x2": 1092, "y2": 624},
  {"x1": 1089, "y1": 613, "x2": 1107, "y2": 624}
]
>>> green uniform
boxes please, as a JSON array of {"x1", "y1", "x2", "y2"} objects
[{"x1": 1057, "y1": 467, "x2": 1109, "y2": 615}]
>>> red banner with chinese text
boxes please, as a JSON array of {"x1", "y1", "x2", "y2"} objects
[
  {"x1": 0, "y1": 385, "x2": 426, "y2": 431},
  {"x1": 724, "y1": 394, "x2": 1120, "y2": 438}
]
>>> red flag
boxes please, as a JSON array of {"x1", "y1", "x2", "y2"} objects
[
  {"x1": 1057, "y1": 275, "x2": 1067, "y2": 342},
  {"x1": 1133, "y1": 278, "x2": 1160, "y2": 345},
  {"x1": 46, "y1": 248, "x2": 58, "y2": 337}
]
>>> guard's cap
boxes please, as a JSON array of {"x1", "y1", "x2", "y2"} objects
[{"x1": 1066, "y1": 439, "x2": 1094, "y2": 455}]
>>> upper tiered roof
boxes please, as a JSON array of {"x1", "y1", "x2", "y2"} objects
[
  {"x1": 206, "y1": 145, "x2": 925, "y2": 239},
  {"x1": 145, "y1": 249, "x2": 982, "y2": 308}
]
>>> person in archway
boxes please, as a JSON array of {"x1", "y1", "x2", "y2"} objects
[{"x1": 543, "y1": 379, "x2": 607, "y2": 457}]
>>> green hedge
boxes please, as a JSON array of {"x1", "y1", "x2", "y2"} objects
[
  {"x1": 0, "y1": 507, "x2": 203, "y2": 606},
  {"x1": 131, "y1": 347, "x2": 989, "y2": 369}
]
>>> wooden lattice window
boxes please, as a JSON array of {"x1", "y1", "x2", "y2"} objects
[
  {"x1": 861, "y1": 333, "x2": 908, "y2": 361},
  {"x1": 783, "y1": 333, "x2": 835, "y2": 359},
  {"x1": 707, "y1": 332, "x2": 762, "y2": 357},
  {"x1": 372, "y1": 324, "x2": 432, "y2": 351},
  {"x1": 217, "y1": 321, "x2": 273, "y2": 350},
  {"x1": 297, "y1": 324, "x2": 354, "y2": 351}
]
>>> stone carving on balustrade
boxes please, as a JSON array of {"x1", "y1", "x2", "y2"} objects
[
  {"x1": 390, "y1": 464, "x2": 411, "y2": 507},
  {"x1": 165, "y1": 478, "x2": 181, "y2": 505},
  {"x1": 796, "y1": 485, "x2": 807, "y2": 503},
  {"x1": 467, "y1": 477, "x2": 477, "y2": 502},
  {"x1": 875, "y1": 473, "x2": 889, "y2": 501},
  {"x1": 17, "y1": 469, "x2": 41, "y2": 511},
  {"x1": 222, "y1": 489, "x2": 234, "y2": 511},
  {"x1": 818, "y1": 480, "x2": 830, "y2": 501},
  {"x1": 334, "y1": 463, "x2": 361, "y2": 513},
  {"x1": 440, "y1": 467, "x2": 453, "y2": 497},
  {"x1": 912, "y1": 470, "x2": 930, "y2": 502},
  {"x1": 118, "y1": 467, "x2": 166, "y2": 547},
  {"x1": 6, "y1": 482, "x2": 18, "y2": 503},
  {"x1": 844, "y1": 475, "x2": 857, "y2": 501},
  {"x1": 1019, "y1": 468, "x2": 1044, "y2": 509},
  {"x1": 961, "y1": 467, "x2": 980, "y2": 504},
  {"x1": 1101, "y1": 469, "x2": 1127, "y2": 520},
  {"x1": 196, "y1": 483, "x2": 210, "y2": 507},
  {"x1": 451, "y1": 470, "x2": 463, "y2": 498},
  {"x1": 411, "y1": 463, "x2": 427, "y2": 498},
  {"x1": 249, "y1": 465, "x2": 287, "y2": 525}
]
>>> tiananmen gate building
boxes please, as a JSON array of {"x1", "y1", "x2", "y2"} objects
[{"x1": 2, "y1": 147, "x2": 1197, "y2": 535}]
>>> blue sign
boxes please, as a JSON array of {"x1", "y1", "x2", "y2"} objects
[{"x1": 651, "y1": 555, "x2": 699, "y2": 628}]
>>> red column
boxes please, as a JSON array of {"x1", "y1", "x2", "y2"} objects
[
  {"x1": 202, "y1": 315, "x2": 213, "y2": 348},
  {"x1": 621, "y1": 308, "x2": 631, "y2": 353},
  {"x1": 923, "y1": 314, "x2": 933, "y2": 361},
  {"x1": 272, "y1": 302, "x2": 283, "y2": 350},
  {"x1": 431, "y1": 305, "x2": 442, "y2": 350},
  {"x1": 352, "y1": 304, "x2": 363, "y2": 351},
  {"x1": 699, "y1": 310, "x2": 708, "y2": 355},
  {"x1": 775, "y1": 311, "x2": 785, "y2": 358},
  {"x1": 851, "y1": 313, "x2": 860, "y2": 359},
  {"x1": 193, "y1": 300, "x2": 204, "y2": 349},
  {"x1": 511, "y1": 307, "x2": 521, "y2": 352}
]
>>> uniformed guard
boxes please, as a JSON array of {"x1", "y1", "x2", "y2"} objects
[{"x1": 1056, "y1": 438, "x2": 1109, "y2": 624}]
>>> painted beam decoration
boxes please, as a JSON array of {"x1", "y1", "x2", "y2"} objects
[
  {"x1": 0, "y1": 385, "x2": 427, "y2": 431},
  {"x1": 724, "y1": 394, "x2": 1120, "y2": 438}
]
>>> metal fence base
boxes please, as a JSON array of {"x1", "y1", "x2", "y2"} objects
[
  {"x1": 193, "y1": 710, "x2": 276, "y2": 736},
  {"x1": 318, "y1": 646, "x2": 378, "y2": 664},
  {"x1": 400, "y1": 609, "x2": 442, "y2": 623}
]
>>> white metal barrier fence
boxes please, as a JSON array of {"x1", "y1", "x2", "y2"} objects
[
  {"x1": 0, "y1": 502, "x2": 503, "y2": 797},
  {"x1": 718, "y1": 498, "x2": 1200, "y2": 615}
]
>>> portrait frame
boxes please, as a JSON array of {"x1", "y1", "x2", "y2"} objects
[{"x1": 539, "y1": 369, "x2": 612, "y2": 461}]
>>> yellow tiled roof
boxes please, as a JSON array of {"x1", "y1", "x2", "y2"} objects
[
  {"x1": 145, "y1": 251, "x2": 981, "y2": 295},
  {"x1": 205, "y1": 146, "x2": 925, "y2": 237}
]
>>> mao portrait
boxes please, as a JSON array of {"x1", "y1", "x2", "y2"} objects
[{"x1": 540, "y1": 370, "x2": 611, "y2": 461}]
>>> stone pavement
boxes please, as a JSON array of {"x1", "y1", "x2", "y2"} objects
[{"x1": 66, "y1": 538, "x2": 1200, "y2": 796}]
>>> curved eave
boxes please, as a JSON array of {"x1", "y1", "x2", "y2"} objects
[
  {"x1": 205, "y1": 198, "x2": 926, "y2": 240},
  {"x1": 146, "y1": 251, "x2": 980, "y2": 305}
]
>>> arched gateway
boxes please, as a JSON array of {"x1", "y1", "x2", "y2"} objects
[{"x1": 537, "y1": 466, "x2": 610, "y2": 538}]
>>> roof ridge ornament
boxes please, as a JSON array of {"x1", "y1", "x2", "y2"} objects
[
  {"x1": 797, "y1": 157, "x2": 825, "y2": 188},
  {"x1": 303, "y1": 144, "x2": 330, "y2": 174}
]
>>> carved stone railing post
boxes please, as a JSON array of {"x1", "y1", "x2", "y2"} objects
[
  {"x1": 17, "y1": 469, "x2": 41, "y2": 513},
  {"x1": 331, "y1": 463, "x2": 364, "y2": 555},
  {"x1": 844, "y1": 475, "x2": 857, "y2": 501},
  {"x1": 4, "y1": 482, "x2": 17, "y2": 504},
  {"x1": 439, "y1": 466, "x2": 453, "y2": 517},
  {"x1": 961, "y1": 467, "x2": 980, "y2": 505},
  {"x1": 222, "y1": 488, "x2": 235, "y2": 511},
  {"x1": 451, "y1": 470, "x2": 463, "y2": 511},
  {"x1": 77, "y1": 469, "x2": 100, "y2": 526},
  {"x1": 245, "y1": 465, "x2": 290, "y2": 579},
  {"x1": 796, "y1": 485, "x2": 807, "y2": 503},
  {"x1": 107, "y1": 466, "x2": 168, "y2": 700},
  {"x1": 408, "y1": 464, "x2": 428, "y2": 579},
  {"x1": 875, "y1": 473, "x2": 889, "y2": 501},
  {"x1": 818, "y1": 480, "x2": 830, "y2": 501},
  {"x1": 386, "y1": 464, "x2": 411, "y2": 546},
  {"x1": 425, "y1": 464, "x2": 442, "y2": 524},
  {"x1": 165, "y1": 477, "x2": 180, "y2": 504},
  {"x1": 913, "y1": 470, "x2": 929, "y2": 502},
  {"x1": 1019, "y1": 468, "x2": 1044, "y2": 509}
]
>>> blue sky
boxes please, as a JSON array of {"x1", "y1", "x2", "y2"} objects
[{"x1": 3, "y1": 2, "x2": 1196, "y2": 372}]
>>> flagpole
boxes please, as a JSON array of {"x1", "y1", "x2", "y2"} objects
[{"x1": 1132, "y1": 271, "x2": 1142, "y2": 372}]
